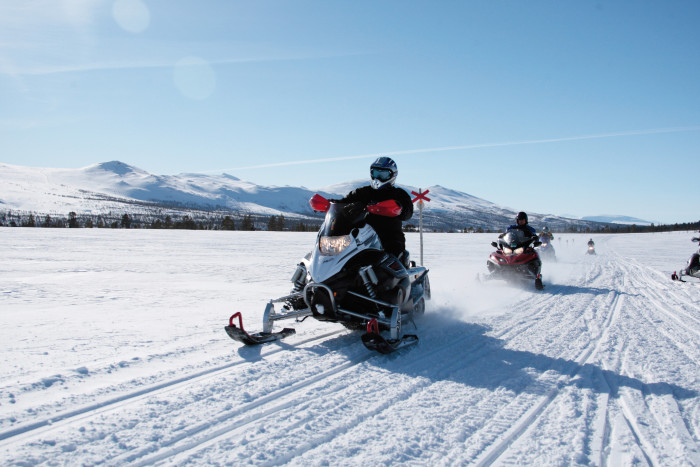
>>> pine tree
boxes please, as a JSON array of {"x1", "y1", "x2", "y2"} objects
[
  {"x1": 22, "y1": 214, "x2": 36, "y2": 227},
  {"x1": 267, "y1": 216, "x2": 278, "y2": 231},
  {"x1": 241, "y1": 214, "x2": 255, "y2": 231},
  {"x1": 68, "y1": 212, "x2": 79, "y2": 228},
  {"x1": 221, "y1": 216, "x2": 235, "y2": 231}
]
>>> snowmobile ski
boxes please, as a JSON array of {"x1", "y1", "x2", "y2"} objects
[
  {"x1": 360, "y1": 318, "x2": 418, "y2": 354},
  {"x1": 361, "y1": 332, "x2": 419, "y2": 354},
  {"x1": 225, "y1": 312, "x2": 295, "y2": 345},
  {"x1": 535, "y1": 275, "x2": 544, "y2": 290}
]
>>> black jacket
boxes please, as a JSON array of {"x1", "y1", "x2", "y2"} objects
[{"x1": 338, "y1": 185, "x2": 413, "y2": 257}]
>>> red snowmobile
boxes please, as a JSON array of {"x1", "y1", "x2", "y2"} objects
[{"x1": 485, "y1": 229, "x2": 544, "y2": 290}]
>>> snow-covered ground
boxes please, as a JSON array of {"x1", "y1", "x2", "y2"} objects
[{"x1": 1, "y1": 228, "x2": 699, "y2": 466}]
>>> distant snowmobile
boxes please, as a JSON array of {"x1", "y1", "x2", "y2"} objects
[
  {"x1": 537, "y1": 234, "x2": 557, "y2": 262},
  {"x1": 586, "y1": 239, "x2": 596, "y2": 255},
  {"x1": 672, "y1": 237, "x2": 700, "y2": 282},
  {"x1": 225, "y1": 194, "x2": 431, "y2": 354},
  {"x1": 484, "y1": 229, "x2": 544, "y2": 290}
]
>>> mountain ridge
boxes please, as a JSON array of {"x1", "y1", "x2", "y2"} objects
[{"x1": 0, "y1": 161, "x2": 615, "y2": 231}]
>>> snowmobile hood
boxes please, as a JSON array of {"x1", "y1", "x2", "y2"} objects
[{"x1": 310, "y1": 223, "x2": 383, "y2": 283}]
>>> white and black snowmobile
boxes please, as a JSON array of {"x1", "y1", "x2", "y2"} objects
[
  {"x1": 225, "y1": 194, "x2": 431, "y2": 354},
  {"x1": 672, "y1": 238, "x2": 700, "y2": 282}
]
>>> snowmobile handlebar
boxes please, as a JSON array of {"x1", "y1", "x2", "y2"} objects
[
  {"x1": 310, "y1": 194, "x2": 401, "y2": 217},
  {"x1": 493, "y1": 236, "x2": 539, "y2": 250}
]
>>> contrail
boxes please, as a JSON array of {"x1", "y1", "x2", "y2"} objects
[{"x1": 209, "y1": 126, "x2": 700, "y2": 173}]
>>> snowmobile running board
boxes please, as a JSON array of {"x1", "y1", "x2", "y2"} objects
[
  {"x1": 360, "y1": 319, "x2": 419, "y2": 354},
  {"x1": 225, "y1": 312, "x2": 295, "y2": 346}
]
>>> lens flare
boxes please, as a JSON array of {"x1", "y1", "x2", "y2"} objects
[{"x1": 112, "y1": 0, "x2": 150, "y2": 34}]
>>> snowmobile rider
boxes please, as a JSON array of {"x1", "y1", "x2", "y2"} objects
[
  {"x1": 504, "y1": 212, "x2": 537, "y2": 239},
  {"x1": 335, "y1": 157, "x2": 413, "y2": 260},
  {"x1": 539, "y1": 226, "x2": 554, "y2": 242},
  {"x1": 588, "y1": 238, "x2": 595, "y2": 248}
]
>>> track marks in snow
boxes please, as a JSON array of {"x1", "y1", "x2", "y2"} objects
[
  {"x1": 0, "y1": 329, "x2": 346, "y2": 450},
  {"x1": 470, "y1": 285, "x2": 626, "y2": 466},
  {"x1": 133, "y1": 300, "x2": 573, "y2": 466},
  {"x1": 593, "y1": 255, "x2": 700, "y2": 466},
  {"x1": 151, "y1": 319, "x2": 512, "y2": 465},
  {"x1": 117, "y1": 352, "x2": 376, "y2": 466}
]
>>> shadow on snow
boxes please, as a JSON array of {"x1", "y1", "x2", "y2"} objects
[{"x1": 234, "y1": 311, "x2": 697, "y2": 401}]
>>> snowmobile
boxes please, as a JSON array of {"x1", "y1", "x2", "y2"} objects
[
  {"x1": 485, "y1": 229, "x2": 544, "y2": 290},
  {"x1": 672, "y1": 241, "x2": 700, "y2": 282},
  {"x1": 586, "y1": 244, "x2": 596, "y2": 255},
  {"x1": 225, "y1": 194, "x2": 431, "y2": 354},
  {"x1": 536, "y1": 235, "x2": 557, "y2": 262}
]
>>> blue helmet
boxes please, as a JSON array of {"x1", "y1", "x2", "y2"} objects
[{"x1": 370, "y1": 156, "x2": 398, "y2": 190}]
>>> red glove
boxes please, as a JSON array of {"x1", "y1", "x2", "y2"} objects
[
  {"x1": 309, "y1": 194, "x2": 330, "y2": 212},
  {"x1": 367, "y1": 199, "x2": 402, "y2": 217}
]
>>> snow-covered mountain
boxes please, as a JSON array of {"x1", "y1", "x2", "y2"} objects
[
  {"x1": 0, "y1": 161, "x2": 607, "y2": 231},
  {"x1": 580, "y1": 215, "x2": 655, "y2": 226}
]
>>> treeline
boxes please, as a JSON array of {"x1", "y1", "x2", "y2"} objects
[
  {"x1": 0, "y1": 211, "x2": 321, "y2": 232},
  {"x1": 2, "y1": 210, "x2": 697, "y2": 234},
  {"x1": 603, "y1": 221, "x2": 700, "y2": 234},
  {"x1": 405, "y1": 221, "x2": 700, "y2": 234}
]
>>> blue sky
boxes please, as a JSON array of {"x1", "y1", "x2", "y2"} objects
[{"x1": 1, "y1": 1, "x2": 699, "y2": 224}]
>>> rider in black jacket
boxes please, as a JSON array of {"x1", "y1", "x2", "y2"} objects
[{"x1": 337, "y1": 157, "x2": 413, "y2": 258}]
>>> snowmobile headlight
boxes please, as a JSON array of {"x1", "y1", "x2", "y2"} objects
[
  {"x1": 503, "y1": 247, "x2": 513, "y2": 255},
  {"x1": 319, "y1": 235, "x2": 352, "y2": 256},
  {"x1": 514, "y1": 247, "x2": 524, "y2": 255}
]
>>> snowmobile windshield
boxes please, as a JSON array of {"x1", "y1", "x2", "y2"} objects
[
  {"x1": 319, "y1": 202, "x2": 367, "y2": 237},
  {"x1": 318, "y1": 202, "x2": 367, "y2": 256},
  {"x1": 500, "y1": 230, "x2": 533, "y2": 255},
  {"x1": 502, "y1": 230, "x2": 530, "y2": 249}
]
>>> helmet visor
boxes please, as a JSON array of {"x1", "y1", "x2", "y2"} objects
[{"x1": 371, "y1": 168, "x2": 393, "y2": 182}]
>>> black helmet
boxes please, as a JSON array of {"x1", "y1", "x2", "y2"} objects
[
  {"x1": 516, "y1": 211, "x2": 528, "y2": 223},
  {"x1": 370, "y1": 157, "x2": 398, "y2": 189}
]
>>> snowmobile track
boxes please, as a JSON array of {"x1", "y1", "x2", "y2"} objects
[
  {"x1": 471, "y1": 290, "x2": 625, "y2": 466},
  {"x1": 116, "y1": 307, "x2": 558, "y2": 466},
  {"x1": 596, "y1": 256, "x2": 700, "y2": 466},
  {"x1": 114, "y1": 353, "x2": 377, "y2": 466},
  {"x1": 0, "y1": 329, "x2": 347, "y2": 448},
  {"x1": 122, "y1": 320, "x2": 512, "y2": 465}
]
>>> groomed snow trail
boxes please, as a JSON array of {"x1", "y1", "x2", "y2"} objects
[{"x1": 0, "y1": 230, "x2": 698, "y2": 466}]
